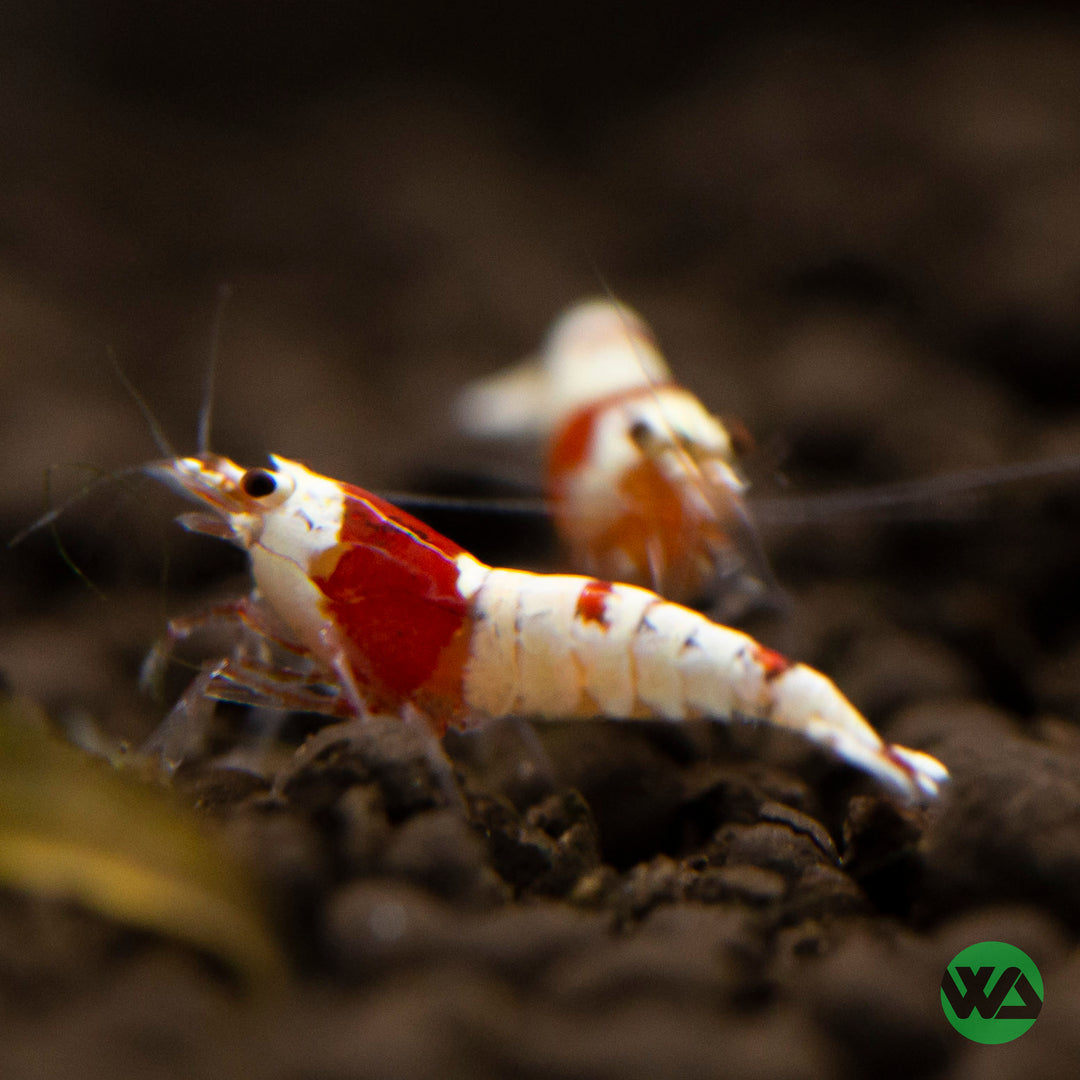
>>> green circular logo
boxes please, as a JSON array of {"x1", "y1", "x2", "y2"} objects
[{"x1": 941, "y1": 941, "x2": 1043, "y2": 1044}]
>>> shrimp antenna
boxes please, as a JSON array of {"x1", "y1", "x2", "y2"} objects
[
  {"x1": 588, "y1": 267, "x2": 722, "y2": 494},
  {"x1": 197, "y1": 281, "x2": 233, "y2": 454},
  {"x1": 751, "y1": 453, "x2": 1080, "y2": 525},
  {"x1": 108, "y1": 348, "x2": 177, "y2": 460},
  {"x1": 39, "y1": 466, "x2": 107, "y2": 597},
  {"x1": 378, "y1": 491, "x2": 551, "y2": 518},
  {"x1": 11, "y1": 348, "x2": 174, "y2": 549},
  {"x1": 7, "y1": 463, "x2": 149, "y2": 547},
  {"x1": 585, "y1": 264, "x2": 712, "y2": 489}
]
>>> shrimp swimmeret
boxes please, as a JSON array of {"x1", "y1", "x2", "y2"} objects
[{"x1": 141, "y1": 450, "x2": 948, "y2": 802}]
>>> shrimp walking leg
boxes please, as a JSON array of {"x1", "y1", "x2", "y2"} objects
[
  {"x1": 139, "y1": 595, "x2": 294, "y2": 697},
  {"x1": 141, "y1": 666, "x2": 221, "y2": 769},
  {"x1": 143, "y1": 656, "x2": 354, "y2": 769},
  {"x1": 204, "y1": 657, "x2": 352, "y2": 717}
]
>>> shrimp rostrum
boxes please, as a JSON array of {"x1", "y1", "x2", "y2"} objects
[{"x1": 144, "y1": 451, "x2": 948, "y2": 802}]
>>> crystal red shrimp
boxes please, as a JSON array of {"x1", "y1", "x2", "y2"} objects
[
  {"x1": 144, "y1": 450, "x2": 948, "y2": 801},
  {"x1": 454, "y1": 298, "x2": 777, "y2": 612}
]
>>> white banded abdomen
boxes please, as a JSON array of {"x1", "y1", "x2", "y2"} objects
[{"x1": 461, "y1": 565, "x2": 776, "y2": 723}]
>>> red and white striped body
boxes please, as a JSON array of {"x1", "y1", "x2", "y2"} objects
[
  {"x1": 150, "y1": 451, "x2": 948, "y2": 801},
  {"x1": 455, "y1": 299, "x2": 771, "y2": 610}
]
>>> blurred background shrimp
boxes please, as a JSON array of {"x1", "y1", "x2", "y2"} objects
[{"x1": 455, "y1": 298, "x2": 782, "y2": 621}]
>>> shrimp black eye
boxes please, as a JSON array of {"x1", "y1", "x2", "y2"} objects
[
  {"x1": 629, "y1": 418, "x2": 664, "y2": 453},
  {"x1": 241, "y1": 468, "x2": 278, "y2": 498}
]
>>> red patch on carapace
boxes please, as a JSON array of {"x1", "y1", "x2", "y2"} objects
[
  {"x1": 575, "y1": 579, "x2": 613, "y2": 628},
  {"x1": 337, "y1": 483, "x2": 468, "y2": 558},
  {"x1": 310, "y1": 486, "x2": 473, "y2": 728},
  {"x1": 752, "y1": 643, "x2": 793, "y2": 680}
]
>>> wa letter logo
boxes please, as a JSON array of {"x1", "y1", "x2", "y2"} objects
[{"x1": 940, "y1": 942, "x2": 1043, "y2": 1044}]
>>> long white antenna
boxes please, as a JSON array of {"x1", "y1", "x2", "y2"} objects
[
  {"x1": 197, "y1": 281, "x2": 233, "y2": 454},
  {"x1": 752, "y1": 454, "x2": 1080, "y2": 525},
  {"x1": 8, "y1": 463, "x2": 148, "y2": 548},
  {"x1": 109, "y1": 348, "x2": 177, "y2": 460}
]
